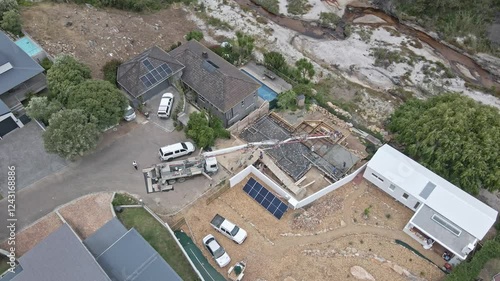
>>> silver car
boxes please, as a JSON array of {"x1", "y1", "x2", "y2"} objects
[{"x1": 203, "y1": 234, "x2": 231, "y2": 268}]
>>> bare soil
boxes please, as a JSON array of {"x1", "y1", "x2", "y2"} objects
[
  {"x1": 171, "y1": 175, "x2": 445, "y2": 281},
  {"x1": 59, "y1": 192, "x2": 114, "y2": 239},
  {"x1": 21, "y1": 3, "x2": 196, "y2": 77}
]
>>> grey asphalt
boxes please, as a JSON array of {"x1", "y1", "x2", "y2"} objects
[
  {"x1": 0, "y1": 120, "x2": 227, "y2": 242},
  {"x1": 145, "y1": 86, "x2": 180, "y2": 132},
  {"x1": 0, "y1": 122, "x2": 68, "y2": 196}
]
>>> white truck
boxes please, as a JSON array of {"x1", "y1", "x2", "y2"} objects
[
  {"x1": 210, "y1": 214, "x2": 247, "y2": 244},
  {"x1": 142, "y1": 133, "x2": 335, "y2": 193}
]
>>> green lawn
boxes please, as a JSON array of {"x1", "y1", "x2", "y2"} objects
[
  {"x1": 112, "y1": 193, "x2": 138, "y2": 206},
  {"x1": 117, "y1": 208, "x2": 199, "y2": 281}
]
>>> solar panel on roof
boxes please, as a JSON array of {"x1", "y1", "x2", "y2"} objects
[
  {"x1": 140, "y1": 76, "x2": 149, "y2": 84},
  {"x1": 142, "y1": 59, "x2": 154, "y2": 71},
  {"x1": 161, "y1": 64, "x2": 172, "y2": 74},
  {"x1": 242, "y1": 177, "x2": 288, "y2": 219}
]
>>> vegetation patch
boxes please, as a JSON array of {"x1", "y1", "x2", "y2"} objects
[
  {"x1": 287, "y1": 0, "x2": 311, "y2": 15},
  {"x1": 117, "y1": 208, "x2": 198, "y2": 280},
  {"x1": 112, "y1": 193, "x2": 138, "y2": 206},
  {"x1": 318, "y1": 12, "x2": 341, "y2": 29},
  {"x1": 48, "y1": 0, "x2": 194, "y2": 12},
  {"x1": 101, "y1": 59, "x2": 122, "y2": 86},
  {"x1": 252, "y1": 0, "x2": 279, "y2": 15},
  {"x1": 371, "y1": 47, "x2": 405, "y2": 68},
  {"x1": 206, "y1": 16, "x2": 233, "y2": 30}
]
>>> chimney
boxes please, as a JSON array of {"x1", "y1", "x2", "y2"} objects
[{"x1": 202, "y1": 52, "x2": 208, "y2": 59}]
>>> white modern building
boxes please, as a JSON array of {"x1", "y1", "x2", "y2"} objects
[{"x1": 364, "y1": 144, "x2": 498, "y2": 265}]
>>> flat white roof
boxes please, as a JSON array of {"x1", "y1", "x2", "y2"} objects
[{"x1": 368, "y1": 144, "x2": 498, "y2": 239}]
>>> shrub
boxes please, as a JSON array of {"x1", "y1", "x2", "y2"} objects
[
  {"x1": 40, "y1": 57, "x2": 53, "y2": 71},
  {"x1": 101, "y1": 59, "x2": 122, "y2": 86},
  {"x1": 206, "y1": 16, "x2": 232, "y2": 30},
  {"x1": 319, "y1": 12, "x2": 340, "y2": 28},
  {"x1": 185, "y1": 30, "x2": 203, "y2": 41},
  {"x1": 252, "y1": 0, "x2": 279, "y2": 15},
  {"x1": 1, "y1": 10, "x2": 22, "y2": 36}
]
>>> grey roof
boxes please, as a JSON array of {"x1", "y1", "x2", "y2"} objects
[
  {"x1": 410, "y1": 204, "x2": 477, "y2": 259},
  {"x1": 96, "y1": 228, "x2": 182, "y2": 281},
  {"x1": 0, "y1": 31, "x2": 44, "y2": 95},
  {"x1": 117, "y1": 46, "x2": 185, "y2": 98},
  {"x1": 8, "y1": 224, "x2": 111, "y2": 281},
  {"x1": 0, "y1": 99, "x2": 10, "y2": 116},
  {"x1": 169, "y1": 40, "x2": 260, "y2": 112},
  {"x1": 83, "y1": 217, "x2": 127, "y2": 257}
]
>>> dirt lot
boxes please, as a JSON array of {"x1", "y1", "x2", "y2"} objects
[
  {"x1": 21, "y1": 3, "x2": 196, "y2": 77},
  {"x1": 59, "y1": 192, "x2": 114, "y2": 239},
  {"x1": 171, "y1": 174, "x2": 446, "y2": 281}
]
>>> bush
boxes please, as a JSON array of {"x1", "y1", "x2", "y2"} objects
[
  {"x1": 168, "y1": 41, "x2": 182, "y2": 51},
  {"x1": 287, "y1": 0, "x2": 310, "y2": 15},
  {"x1": 40, "y1": 57, "x2": 53, "y2": 71},
  {"x1": 252, "y1": 0, "x2": 279, "y2": 15},
  {"x1": 319, "y1": 12, "x2": 340, "y2": 28},
  {"x1": 1, "y1": 10, "x2": 22, "y2": 36},
  {"x1": 185, "y1": 30, "x2": 203, "y2": 41},
  {"x1": 256, "y1": 16, "x2": 268, "y2": 24},
  {"x1": 101, "y1": 59, "x2": 122, "y2": 86},
  {"x1": 206, "y1": 16, "x2": 232, "y2": 30}
]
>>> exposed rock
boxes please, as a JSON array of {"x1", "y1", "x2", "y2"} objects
[
  {"x1": 340, "y1": 219, "x2": 346, "y2": 227},
  {"x1": 392, "y1": 264, "x2": 405, "y2": 275},
  {"x1": 350, "y1": 266, "x2": 376, "y2": 281}
]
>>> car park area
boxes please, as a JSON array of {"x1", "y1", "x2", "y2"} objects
[{"x1": 145, "y1": 86, "x2": 181, "y2": 133}]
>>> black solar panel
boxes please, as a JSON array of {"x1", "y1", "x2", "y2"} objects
[
  {"x1": 243, "y1": 177, "x2": 288, "y2": 219},
  {"x1": 142, "y1": 59, "x2": 154, "y2": 71},
  {"x1": 161, "y1": 64, "x2": 172, "y2": 74}
]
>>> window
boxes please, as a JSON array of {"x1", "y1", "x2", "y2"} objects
[
  {"x1": 371, "y1": 173, "x2": 384, "y2": 182},
  {"x1": 389, "y1": 184, "x2": 396, "y2": 191},
  {"x1": 199, "y1": 95, "x2": 206, "y2": 102},
  {"x1": 432, "y1": 214, "x2": 461, "y2": 236},
  {"x1": 413, "y1": 202, "x2": 420, "y2": 209},
  {"x1": 402, "y1": 193, "x2": 409, "y2": 199}
]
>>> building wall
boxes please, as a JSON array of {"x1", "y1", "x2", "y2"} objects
[
  {"x1": 141, "y1": 79, "x2": 171, "y2": 102},
  {"x1": 224, "y1": 91, "x2": 258, "y2": 127},
  {"x1": 363, "y1": 166, "x2": 422, "y2": 211}
]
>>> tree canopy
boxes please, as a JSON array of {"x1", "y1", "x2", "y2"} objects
[
  {"x1": 1, "y1": 10, "x2": 22, "y2": 36},
  {"x1": 0, "y1": 0, "x2": 17, "y2": 21},
  {"x1": 388, "y1": 93, "x2": 500, "y2": 194},
  {"x1": 101, "y1": 59, "x2": 122, "y2": 86},
  {"x1": 43, "y1": 109, "x2": 100, "y2": 160},
  {"x1": 295, "y1": 58, "x2": 315, "y2": 79},
  {"x1": 25, "y1": 96, "x2": 63, "y2": 125},
  {"x1": 185, "y1": 111, "x2": 230, "y2": 148},
  {"x1": 235, "y1": 31, "x2": 254, "y2": 64},
  {"x1": 47, "y1": 55, "x2": 91, "y2": 105},
  {"x1": 263, "y1": 51, "x2": 287, "y2": 72},
  {"x1": 67, "y1": 80, "x2": 128, "y2": 130},
  {"x1": 277, "y1": 89, "x2": 297, "y2": 110}
]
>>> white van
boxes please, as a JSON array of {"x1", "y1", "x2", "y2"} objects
[
  {"x1": 159, "y1": 142, "x2": 195, "y2": 161},
  {"x1": 157, "y1": 93, "x2": 174, "y2": 118}
]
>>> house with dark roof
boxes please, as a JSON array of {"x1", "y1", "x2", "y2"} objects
[
  {"x1": 117, "y1": 46, "x2": 185, "y2": 102},
  {"x1": 169, "y1": 40, "x2": 260, "y2": 127},
  {"x1": 0, "y1": 218, "x2": 182, "y2": 281},
  {"x1": 0, "y1": 31, "x2": 47, "y2": 138},
  {"x1": 118, "y1": 41, "x2": 260, "y2": 127}
]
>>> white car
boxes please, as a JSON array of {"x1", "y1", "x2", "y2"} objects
[
  {"x1": 157, "y1": 93, "x2": 174, "y2": 118},
  {"x1": 123, "y1": 105, "x2": 136, "y2": 121},
  {"x1": 203, "y1": 234, "x2": 231, "y2": 268},
  {"x1": 158, "y1": 142, "x2": 195, "y2": 161}
]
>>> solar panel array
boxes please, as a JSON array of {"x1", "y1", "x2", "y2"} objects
[
  {"x1": 140, "y1": 61, "x2": 173, "y2": 88},
  {"x1": 243, "y1": 177, "x2": 288, "y2": 219}
]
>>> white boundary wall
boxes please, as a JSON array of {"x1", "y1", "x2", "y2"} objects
[
  {"x1": 295, "y1": 163, "x2": 367, "y2": 208},
  {"x1": 229, "y1": 163, "x2": 367, "y2": 209}
]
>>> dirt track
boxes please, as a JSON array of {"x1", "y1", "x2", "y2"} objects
[{"x1": 21, "y1": 3, "x2": 196, "y2": 77}]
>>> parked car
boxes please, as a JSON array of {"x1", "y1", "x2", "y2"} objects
[
  {"x1": 210, "y1": 214, "x2": 247, "y2": 244},
  {"x1": 203, "y1": 234, "x2": 231, "y2": 268},
  {"x1": 123, "y1": 105, "x2": 136, "y2": 121},
  {"x1": 157, "y1": 92, "x2": 174, "y2": 118},
  {"x1": 158, "y1": 142, "x2": 195, "y2": 161}
]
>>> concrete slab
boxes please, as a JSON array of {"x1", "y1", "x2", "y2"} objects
[
  {"x1": 144, "y1": 86, "x2": 179, "y2": 133},
  {"x1": 0, "y1": 122, "x2": 68, "y2": 196},
  {"x1": 241, "y1": 61, "x2": 293, "y2": 94}
]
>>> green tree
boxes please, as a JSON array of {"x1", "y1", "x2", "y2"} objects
[
  {"x1": 25, "y1": 96, "x2": 63, "y2": 125},
  {"x1": 292, "y1": 83, "x2": 313, "y2": 98},
  {"x1": 388, "y1": 93, "x2": 500, "y2": 194},
  {"x1": 295, "y1": 58, "x2": 315, "y2": 79},
  {"x1": 47, "y1": 55, "x2": 91, "y2": 105},
  {"x1": 1, "y1": 10, "x2": 22, "y2": 36},
  {"x1": 235, "y1": 31, "x2": 254, "y2": 64},
  {"x1": 43, "y1": 109, "x2": 100, "y2": 160},
  {"x1": 185, "y1": 111, "x2": 215, "y2": 148},
  {"x1": 263, "y1": 51, "x2": 287, "y2": 72},
  {"x1": 208, "y1": 113, "x2": 230, "y2": 139},
  {"x1": 185, "y1": 30, "x2": 203, "y2": 41},
  {"x1": 67, "y1": 80, "x2": 128, "y2": 130},
  {"x1": 0, "y1": 0, "x2": 18, "y2": 21},
  {"x1": 101, "y1": 59, "x2": 122, "y2": 86},
  {"x1": 277, "y1": 89, "x2": 297, "y2": 110}
]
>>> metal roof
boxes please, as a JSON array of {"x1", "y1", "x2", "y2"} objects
[
  {"x1": 96, "y1": 228, "x2": 182, "y2": 281},
  {"x1": 83, "y1": 217, "x2": 127, "y2": 257},
  {"x1": 0, "y1": 31, "x2": 44, "y2": 95},
  {"x1": 7, "y1": 224, "x2": 111, "y2": 281},
  {"x1": 169, "y1": 40, "x2": 260, "y2": 112},
  {"x1": 368, "y1": 144, "x2": 498, "y2": 240}
]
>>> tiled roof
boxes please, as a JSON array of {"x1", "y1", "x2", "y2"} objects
[
  {"x1": 169, "y1": 40, "x2": 260, "y2": 112},
  {"x1": 117, "y1": 46, "x2": 184, "y2": 98}
]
